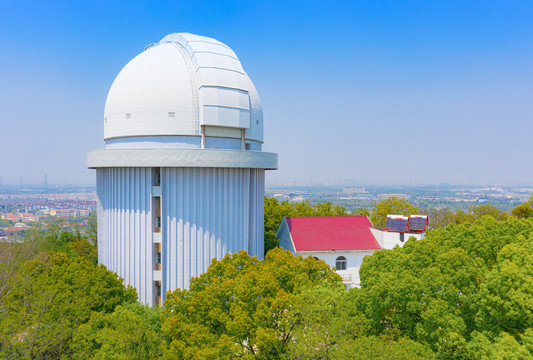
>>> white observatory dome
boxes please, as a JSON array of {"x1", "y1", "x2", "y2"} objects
[
  {"x1": 104, "y1": 33, "x2": 263, "y2": 144},
  {"x1": 88, "y1": 33, "x2": 277, "y2": 305}
]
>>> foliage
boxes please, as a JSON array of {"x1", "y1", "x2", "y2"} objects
[
  {"x1": 286, "y1": 282, "x2": 371, "y2": 359},
  {"x1": 476, "y1": 239, "x2": 533, "y2": 335},
  {"x1": 161, "y1": 248, "x2": 342, "y2": 359},
  {"x1": 4, "y1": 202, "x2": 533, "y2": 359},
  {"x1": 264, "y1": 197, "x2": 351, "y2": 254},
  {"x1": 0, "y1": 251, "x2": 137, "y2": 359},
  {"x1": 71, "y1": 302, "x2": 162, "y2": 360},
  {"x1": 511, "y1": 195, "x2": 533, "y2": 219},
  {"x1": 0, "y1": 227, "x2": 47, "y2": 310},
  {"x1": 331, "y1": 335, "x2": 435, "y2": 359},
  {"x1": 86, "y1": 211, "x2": 98, "y2": 246},
  {"x1": 427, "y1": 207, "x2": 456, "y2": 229},
  {"x1": 354, "y1": 207, "x2": 371, "y2": 216},
  {"x1": 42, "y1": 220, "x2": 98, "y2": 264},
  {"x1": 370, "y1": 197, "x2": 419, "y2": 228},
  {"x1": 354, "y1": 216, "x2": 533, "y2": 358},
  {"x1": 427, "y1": 203, "x2": 508, "y2": 229},
  {"x1": 469, "y1": 203, "x2": 508, "y2": 221}
]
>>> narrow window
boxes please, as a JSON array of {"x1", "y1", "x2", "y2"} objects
[{"x1": 336, "y1": 256, "x2": 347, "y2": 270}]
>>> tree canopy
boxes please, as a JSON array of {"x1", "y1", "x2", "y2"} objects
[
  {"x1": 161, "y1": 248, "x2": 342, "y2": 359},
  {"x1": 370, "y1": 197, "x2": 419, "y2": 228},
  {"x1": 3, "y1": 198, "x2": 533, "y2": 359},
  {"x1": 511, "y1": 195, "x2": 533, "y2": 219},
  {"x1": 0, "y1": 252, "x2": 137, "y2": 359},
  {"x1": 72, "y1": 302, "x2": 162, "y2": 360},
  {"x1": 353, "y1": 216, "x2": 533, "y2": 358}
]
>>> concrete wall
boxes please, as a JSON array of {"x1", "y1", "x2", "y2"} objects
[
  {"x1": 297, "y1": 250, "x2": 373, "y2": 269},
  {"x1": 161, "y1": 168, "x2": 265, "y2": 296},
  {"x1": 294, "y1": 250, "x2": 374, "y2": 288},
  {"x1": 277, "y1": 220, "x2": 296, "y2": 254},
  {"x1": 105, "y1": 136, "x2": 262, "y2": 151},
  {"x1": 370, "y1": 228, "x2": 424, "y2": 249},
  {"x1": 96, "y1": 167, "x2": 154, "y2": 305},
  {"x1": 98, "y1": 166, "x2": 265, "y2": 306}
]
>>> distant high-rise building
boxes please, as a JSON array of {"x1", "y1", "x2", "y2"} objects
[
  {"x1": 87, "y1": 33, "x2": 278, "y2": 306},
  {"x1": 342, "y1": 186, "x2": 367, "y2": 195},
  {"x1": 44, "y1": 174, "x2": 48, "y2": 193}
]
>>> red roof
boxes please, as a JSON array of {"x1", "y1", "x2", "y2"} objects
[
  {"x1": 5, "y1": 227, "x2": 26, "y2": 232},
  {"x1": 284, "y1": 216, "x2": 381, "y2": 251}
]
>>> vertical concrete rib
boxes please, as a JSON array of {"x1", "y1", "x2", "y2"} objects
[{"x1": 98, "y1": 166, "x2": 265, "y2": 305}]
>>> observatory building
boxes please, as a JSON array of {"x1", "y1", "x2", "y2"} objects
[{"x1": 87, "y1": 33, "x2": 278, "y2": 306}]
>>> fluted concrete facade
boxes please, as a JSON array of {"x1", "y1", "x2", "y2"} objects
[
  {"x1": 96, "y1": 167, "x2": 154, "y2": 304},
  {"x1": 95, "y1": 166, "x2": 266, "y2": 305},
  {"x1": 161, "y1": 168, "x2": 264, "y2": 293}
]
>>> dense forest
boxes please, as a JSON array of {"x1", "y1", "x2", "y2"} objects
[{"x1": 1, "y1": 196, "x2": 533, "y2": 359}]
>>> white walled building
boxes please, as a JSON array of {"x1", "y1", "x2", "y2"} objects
[
  {"x1": 277, "y1": 216, "x2": 381, "y2": 288},
  {"x1": 87, "y1": 33, "x2": 277, "y2": 306},
  {"x1": 370, "y1": 227, "x2": 425, "y2": 249},
  {"x1": 277, "y1": 215, "x2": 427, "y2": 288}
]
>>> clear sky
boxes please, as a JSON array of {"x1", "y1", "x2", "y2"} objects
[{"x1": 1, "y1": 1, "x2": 532, "y2": 186}]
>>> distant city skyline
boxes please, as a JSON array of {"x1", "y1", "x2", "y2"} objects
[{"x1": 2, "y1": 1, "x2": 533, "y2": 186}]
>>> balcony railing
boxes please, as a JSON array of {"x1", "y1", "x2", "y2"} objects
[{"x1": 341, "y1": 273, "x2": 352, "y2": 282}]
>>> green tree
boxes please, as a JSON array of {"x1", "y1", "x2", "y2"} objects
[
  {"x1": 0, "y1": 225, "x2": 52, "y2": 313},
  {"x1": 462, "y1": 331, "x2": 532, "y2": 360},
  {"x1": 40, "y1": 221, "x2": 98, "y2": 263},
  {"x1": 476, "y1": 239, "x2": 533, "y2": 335},
  {"x1": 332, "y1": 336, "x2": 435, "y2": 360},
  {"x1": 355, "y1": 207, "x2": 371, "y2": 216},
  {"x1": 427, "y1": 207, "x2": 456, "y2": 229},
  {"x1": 511, "y1": 195, "x2": 533, "y2": 219},
  {"x1": 287, "y1": 283, "x2": 362, "y2": 359},
  {"x1": 469, "y1": 203, "x2": 508, "y2": 221},
  {"x1": 0, "y1": 251, "x2": 137, "y2": 359},
  {"x1": 161, "y1": 248, "x2": 341, "y2": 359},
  {"x1": 86, "y1": 211, "x2": 98, "y2": 246},
  {"x1": 354, "y1": 216, "x2": 533, "y2": 356},
  {"x1": 370, "y1": 197, "x2": 419, "y2": 228},
  {"x1": 72, "y1": 303, "x2": 162, "y2": 360},
  {"x1": 454, "y1": 209, "x2": 475, "y2": 224}
]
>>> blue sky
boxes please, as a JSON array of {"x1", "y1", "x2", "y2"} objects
[{"x1": 1, "y1": 1, "x2": 532, "y2": 185}]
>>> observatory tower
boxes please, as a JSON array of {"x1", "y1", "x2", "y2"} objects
[{"x1": 87, "y1": 33, "x2": 277, "y2": 306}]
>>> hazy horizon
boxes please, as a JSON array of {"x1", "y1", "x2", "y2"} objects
[{"x1": 2, "y1": 1, "x2": 532, "y2": 186}]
